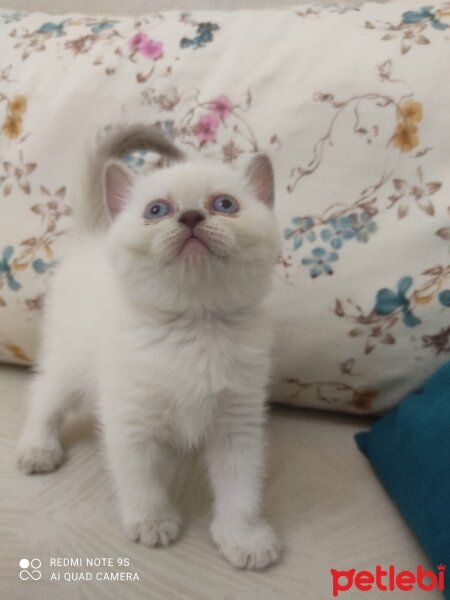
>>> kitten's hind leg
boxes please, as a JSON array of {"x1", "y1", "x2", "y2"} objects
[{"x1": 17, "y1": 369, "x2": 76, "y2": 474}]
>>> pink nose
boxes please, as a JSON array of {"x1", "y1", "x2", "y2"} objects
[{"x1": 178, "y1": 210, "x2": 205, "y2": 229}]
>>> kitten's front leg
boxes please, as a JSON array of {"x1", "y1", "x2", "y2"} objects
[
  {"x1": 205, "y1": 398, "x2": 281, "y2": 570},
  {"x1": 103, "y1": 422, "x2": 181, "y2": 547},
  {"x1": 17, "y1": 370, "x2": 70, "y2": 474}
]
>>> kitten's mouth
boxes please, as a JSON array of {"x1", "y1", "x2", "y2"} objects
[{"x1": 179, "y1": 231, "x2": 213, "y2": 257}]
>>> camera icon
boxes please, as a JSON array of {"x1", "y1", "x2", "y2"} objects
[{"x1": 19, "y1": 558, "x2": 42, "y2": 581}]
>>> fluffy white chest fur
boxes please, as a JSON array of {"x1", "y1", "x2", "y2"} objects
[
  {"x1": 102, "y1": 269, "x2": 271, "y2": 451},
  {"x1": 17, "y1": 124, "x2": 281, "y2": 571},
  {"x1": 110, "y1": 308, "x2": 270, "y2": 449},
  {"x1": 46, "y1": 237, "x2": 271, "y2": 450}
]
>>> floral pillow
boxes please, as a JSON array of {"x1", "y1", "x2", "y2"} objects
[{"x1": 0, "y1": 1, "x2": 449, "y2": 413}]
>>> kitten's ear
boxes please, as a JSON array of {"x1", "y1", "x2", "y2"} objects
[
  {"x1": 104, "y1": 160, "x2": 134, "y2": 219},
  {"x1": 245, "y1": 154, "x2": 275, "y2": 209}
]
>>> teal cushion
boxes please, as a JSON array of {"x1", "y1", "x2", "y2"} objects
[{"x1": 355, "y1": 362, "x2": 450, "y2": 599}]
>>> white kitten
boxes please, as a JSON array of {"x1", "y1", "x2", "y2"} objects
[{"x1": 17, "y1": 125, "x2": 282, "y2": 570}]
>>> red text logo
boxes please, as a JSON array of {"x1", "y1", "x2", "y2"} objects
[{"x1": 330, "y1": 564, "x2": 446, "y2": 597}]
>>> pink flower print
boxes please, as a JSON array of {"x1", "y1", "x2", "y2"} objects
[
  {"x1": 193, "y1": 113, "x2": 221, "y2": 143},
  {"x1": 210, "y1": 95, "x2": 233, "y2": 120},
  {"x1": 139, "y1": 39, "x2": 163, "y2": 60},
  {"x1": 128, "y1": 32, "x2": 146, "y2": 49},
  {"x1": 128, "y1": 33, "x2": 163, "y2": 60}
]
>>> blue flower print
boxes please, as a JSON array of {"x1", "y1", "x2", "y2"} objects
[
  {"x1": 302, "y1": 247, "x2": 338, "y2": 278},
  {"x1": 438, "y1": 290, "x2": 450, "y2": 307},
  {"x1": 0, "y1": 246, "x2": 21, "y2": 291},
  {"x1": 122, "y1": 149, "x2": 147, "y2": 171},
  {"x1": 1, "y1": 11, "x2": 28, "y2": 24},
  {"x1": 86, "y1": 20, "x2": 118, "y2": 34},
  {"x1": 355, "y1": 212, "x2": 377, "y2": 243},
  {"x1": 32, "y1": 258, "x2": 58, "y2": 274},
  {"x1": 402, "y1": 6, "x2": 449, "y2": 30},
  {"x1": 403, "y1": 6, "x2": 434, "y2": 23},
  {"x1": 330, "y1": 5, "x2": 360, "y2": 13},
  {"x1": 180, "y1": 22, "x2": 220, "y2": 49},
  {"x1": 320, "y1": 215, "x2": 357, "y2": 250},
  {"x1": 122, "y1": 122, "x2": 175, "y2": 171},
  {"x1": 374, "y1": 276, "x2": 421, "y2": 327},
  {"x1": 284, "y1": 217, "x2": 316, "y2": 250},
  {"x1": 37, "y1": 20, "x2": 68, "y2": 36}
]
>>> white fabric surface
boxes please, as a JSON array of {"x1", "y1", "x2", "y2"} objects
[
  {"x1": 0, "y1": 364, "x2": 438, "y2": 600},
  {"x1": 1, "y1": 0, "x2": 449, "y2": 414}
]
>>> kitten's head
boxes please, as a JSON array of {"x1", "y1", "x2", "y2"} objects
[{"x1": 104, "y1": 154, "x2": 281, "y2": 313}]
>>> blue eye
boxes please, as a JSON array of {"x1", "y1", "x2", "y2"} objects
[
  {"x1": 211, "y1": 196, "x2": 239, "y2": 214},
  {"x1": 143, "y1": 200, "x2": 172, "y2": 220}
]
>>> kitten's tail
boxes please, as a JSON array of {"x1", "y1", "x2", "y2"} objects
[{"x1": 76, "y1": 124, "x2": 184, "y2": 233}]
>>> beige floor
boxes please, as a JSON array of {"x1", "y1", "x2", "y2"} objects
[{"x1": 0, "y1": 363, "x2": 438, "y2": 600}]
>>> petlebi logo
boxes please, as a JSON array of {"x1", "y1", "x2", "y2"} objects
[
  {"x1": 330, "y1": 564, "x2": 446, "y2": 597},
  {"x1": 19, "y1": 558, "x2": 42, "y2": 581}
]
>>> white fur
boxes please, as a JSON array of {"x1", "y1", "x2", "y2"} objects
[{"x1": 17, "y1": 153, "x2": 281, "y2": 570}]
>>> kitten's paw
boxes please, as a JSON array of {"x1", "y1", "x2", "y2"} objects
[
  {"x1": 17, "y1": 443, "x2": 64, "y2": 475},
  {"x1": 124, "y1": 510, "x2": 182, "y2": 547},
  {"x1": 211, "y1": 520, "x2": 281, "y2": 570}
]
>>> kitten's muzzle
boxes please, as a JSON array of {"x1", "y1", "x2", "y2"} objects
[{"x1": 178, "y1": 210, "x2": 205, "y2": 230}]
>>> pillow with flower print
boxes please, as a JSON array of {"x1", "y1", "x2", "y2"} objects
[{"x1": 0, "y1": 0, "x2": 449, "y2": 413}]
